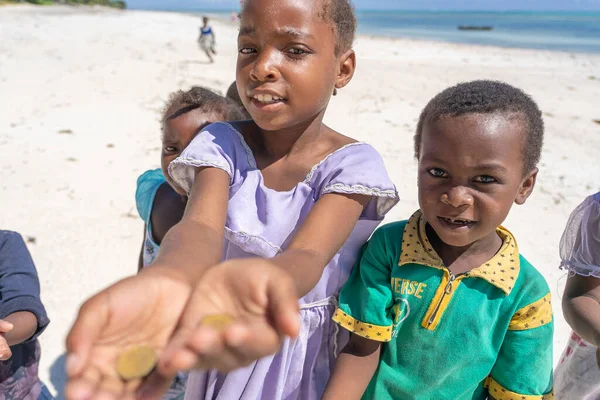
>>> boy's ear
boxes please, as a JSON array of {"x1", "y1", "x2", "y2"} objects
[
  {"x1": 515, "y1": 167, "x2": 538, "y2": 205},
  {"x1": 335, "y1": 49, "x2": 356, "y2": 90}
]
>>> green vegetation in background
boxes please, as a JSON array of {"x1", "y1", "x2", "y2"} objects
[{"x1": 2, "y1": 0, "x2": 126, "y2": 8}]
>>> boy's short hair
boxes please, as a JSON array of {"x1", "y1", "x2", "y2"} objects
[
  {"x1": 162, "y1": 86, "x2": 246, "y2": 135},
  {"x1": 414, "y1": 80, "x2": 544, "y2": 174}
]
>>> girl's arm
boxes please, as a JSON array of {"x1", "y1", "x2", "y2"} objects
[
  {"x1": 271, "y1": 192, "x2": 370, "y2": 297},
  {"x1": 322, "y1": 334, "x2": 381, "y2": 400},
  {"x1": 562, "y1": 274, "x2": 600, "y2": 346},
  {"x1": 148, "y1": 166, "x2": 230, "y2": 285},
  {"x1": 157, "y1": 192, "x2": 371, "y2": 375}
]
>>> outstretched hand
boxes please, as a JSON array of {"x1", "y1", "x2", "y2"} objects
[
  {"x1": 65, "y1": 268, "x2": 193, "y2": 400},
  {"x1": 154, "y1": 259, "x2": 300, "y2": 378}
]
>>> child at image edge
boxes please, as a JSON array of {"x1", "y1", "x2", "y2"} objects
[
  {"x1": 323, "y1": 80, "x2": 554, "y2": 400},
  {"x1": 554, "y1": 192, "x2": 600, "y2": 399}
]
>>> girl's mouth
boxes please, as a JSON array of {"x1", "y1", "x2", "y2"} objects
[{"x1": 252, "y1": 94, "x2": 286, "y2": 105}]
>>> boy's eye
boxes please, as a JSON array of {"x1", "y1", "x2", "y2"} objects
[
  {"x1": 164, "y1": 146, "x2": 178, "y2": 153},
  {"x1": 427, "y1": 168, "x2": 447, "y2": 178},
  {"x1": 473, "y1": 175, "x2": 497, "y2": 184},
  {"x1": 239, "y1": 47, "x2": 256, "y2": 55}
]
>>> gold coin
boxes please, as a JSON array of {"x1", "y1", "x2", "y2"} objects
[
  {"x1": 201, "y1": 314, "x2": 235, "y2": 330},
  {"x1": 116, "y1": 346, "x2": 158, "y2": 380}
]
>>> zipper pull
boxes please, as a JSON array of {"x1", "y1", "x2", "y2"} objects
[{"x1": 445, "y1": 273, "x2": 456, "y2": 294}]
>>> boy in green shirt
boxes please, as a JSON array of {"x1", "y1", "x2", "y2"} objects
[{"x1": 323, "y1": 80, "x2": 554, "y2": 400}]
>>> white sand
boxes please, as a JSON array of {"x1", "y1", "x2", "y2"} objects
[{"x1": 1, "y1": 4, "x2": 599, "y2": 397}]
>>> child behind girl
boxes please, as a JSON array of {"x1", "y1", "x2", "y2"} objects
[
  {"x1": 323, "y1": 80, "x2": 554, "y2": 400},
  {"x1": 136, "y1": 86, "x2": 247, "y2": 269},
  {"x1": 554, "y1": 192, "x2": 600, "y2": 399},
  {"x1": 134, "y1": 87, "x2": 246, "y2": 400},
  {"x1": 64, "y1": 0, "x2": 399, "y2": 399}
]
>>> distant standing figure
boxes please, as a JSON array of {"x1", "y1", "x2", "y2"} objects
[{"x1": 198, "y1": 16, "x2": 216, "y2": 63}]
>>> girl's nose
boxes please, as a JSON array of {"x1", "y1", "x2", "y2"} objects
[
  {"x1": 441, "y1": 186, "x2": 474, "y2": 208},
  {"x1": 250, "y1": 50, "x2": 281, "y2": 82}
]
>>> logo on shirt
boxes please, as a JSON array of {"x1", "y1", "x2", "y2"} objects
[{"x1": 392, "y1": 297, "x2": 410, "y2": 338}]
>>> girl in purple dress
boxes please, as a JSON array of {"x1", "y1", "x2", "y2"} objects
[{"x1": 64, "y1": 0, "x2": 398, "y2": 399}]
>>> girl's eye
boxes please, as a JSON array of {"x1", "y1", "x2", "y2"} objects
[
  {"x1": 427, "y1": 168, "x2": 447, "y2": 178},
  {"x1": 165, "y1": 146, "x2": 178, "y2": 153},
  {"x1": 474, "y1": 175, "x2": 497, "y2": 184},
  {"x1": 288, "y1": 47, "x2": 307, "y2": 55},
  {"x1": 239, "y1": 47, "x2": 256, "y2": 55}
]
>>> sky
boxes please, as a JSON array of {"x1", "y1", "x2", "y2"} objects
[{"x1": 127, "y1": 0, "x2": 600, "y2": 11}]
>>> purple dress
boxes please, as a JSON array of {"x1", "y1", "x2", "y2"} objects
[{"x1": 169, "y1": 122, "x2": 399, "y2": 400}]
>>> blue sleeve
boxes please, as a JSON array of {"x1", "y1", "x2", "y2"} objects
[
  {"x1": 135, "y1": 168, "x2": 167, "y2": 223},
  {"x1": 0, "y1": 231, "x2": 49, "y2": 342}
]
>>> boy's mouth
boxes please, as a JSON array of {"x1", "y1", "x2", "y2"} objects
[{"x1": 438, "y1": 216, "x2": 476, "y2": 227}]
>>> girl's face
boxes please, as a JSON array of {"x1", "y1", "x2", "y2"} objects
[
  {"x1": 161, "y1": 109, "x2": 218, "y2": 195},
  {"x1": 236, "y1": 0, "x2": 353, "y2": 132}
]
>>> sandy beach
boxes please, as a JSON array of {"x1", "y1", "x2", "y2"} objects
[{"x1": 1, "y1": 4, "x2": 599, "y2": 397}]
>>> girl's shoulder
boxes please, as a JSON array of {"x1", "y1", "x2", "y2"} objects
[{"x1": 307, "y1": 141, "x2": 399, "y2": 219}]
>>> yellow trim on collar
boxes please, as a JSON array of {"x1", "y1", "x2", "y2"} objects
[
  {"x1": 485, "y1": 376, "x2": 555, "y2": 400},
  {"x1": 398, "y1": 210, "x2": 520, "y2": 295},
  {"x1": 509, "y1": 293, "x2": 553, "y2": 331},
  {"x1": 332, "y1": 308, "x2": 393, "y2": 342}
]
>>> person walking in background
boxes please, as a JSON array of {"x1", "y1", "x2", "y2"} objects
[{"x1": 198, "y1": 16, "x2": 216, "y2": 63}]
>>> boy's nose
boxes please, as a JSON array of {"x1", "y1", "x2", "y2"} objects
[{"x1": 441, "y1": 186, "x2": 474, "y2": 208}]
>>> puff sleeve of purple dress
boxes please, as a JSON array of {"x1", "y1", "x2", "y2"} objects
[{"x1": 168, "y1": 122, "x2": 399, "y2": 400}]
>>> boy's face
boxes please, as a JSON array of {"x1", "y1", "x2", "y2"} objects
[
  {"x1": 417, "y1": 113, "x2": 537, "y2": 248},
  {"x1": 161, "y1": 109, "x2": 217, "y2": 195}
]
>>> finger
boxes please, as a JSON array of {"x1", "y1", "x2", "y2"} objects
[
  {"x1": 0, "y1": 341, "x2": 12, "y2": 361},
  {"x1": 162, "y1": 328, "x2": 222, "y2": 373},
  {"x1": 0, "y1": 320, "x2": 14, "y2": 333},
  {"x1": 92, "y1": 374, "x2": 126, "y2": 400},
  {"x1": 66, "y1": 292, "x2": 111, "y2": 377},
  {"x1": 65, "y1": 367, "x2": 102, "y2": 400},
  {"x1": 157, "y1": 325, "x2": 194, "y2": 375},
  {"x1": 225, "y1": 321, "x2": 282, "y2": 362},
  {"x1": 266, "y1": 273, "x2": 300, "y2": 338}
]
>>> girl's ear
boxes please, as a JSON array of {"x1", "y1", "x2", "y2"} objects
[
  {"x1": 515, "y1": 167, "x2": 538, "y2": 205},
  {"x1": 335, "y1": 49, "x2": 356, "y2": 90}
]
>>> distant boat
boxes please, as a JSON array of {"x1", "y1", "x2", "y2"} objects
[{"x1": 458, "y1": 25, "x2": 494, "y2": 31}]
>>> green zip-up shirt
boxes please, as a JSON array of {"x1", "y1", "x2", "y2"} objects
[{"x1": 333, "y1": 211, "x2": 554, "y2": 400}]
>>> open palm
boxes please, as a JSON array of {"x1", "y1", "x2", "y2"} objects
[
  {"x1": 157, "y1": 259, "x2": 301, "y2": 375},
  {"x1": 65, "y1": 268, "x2": 192, "y2": 400}
]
